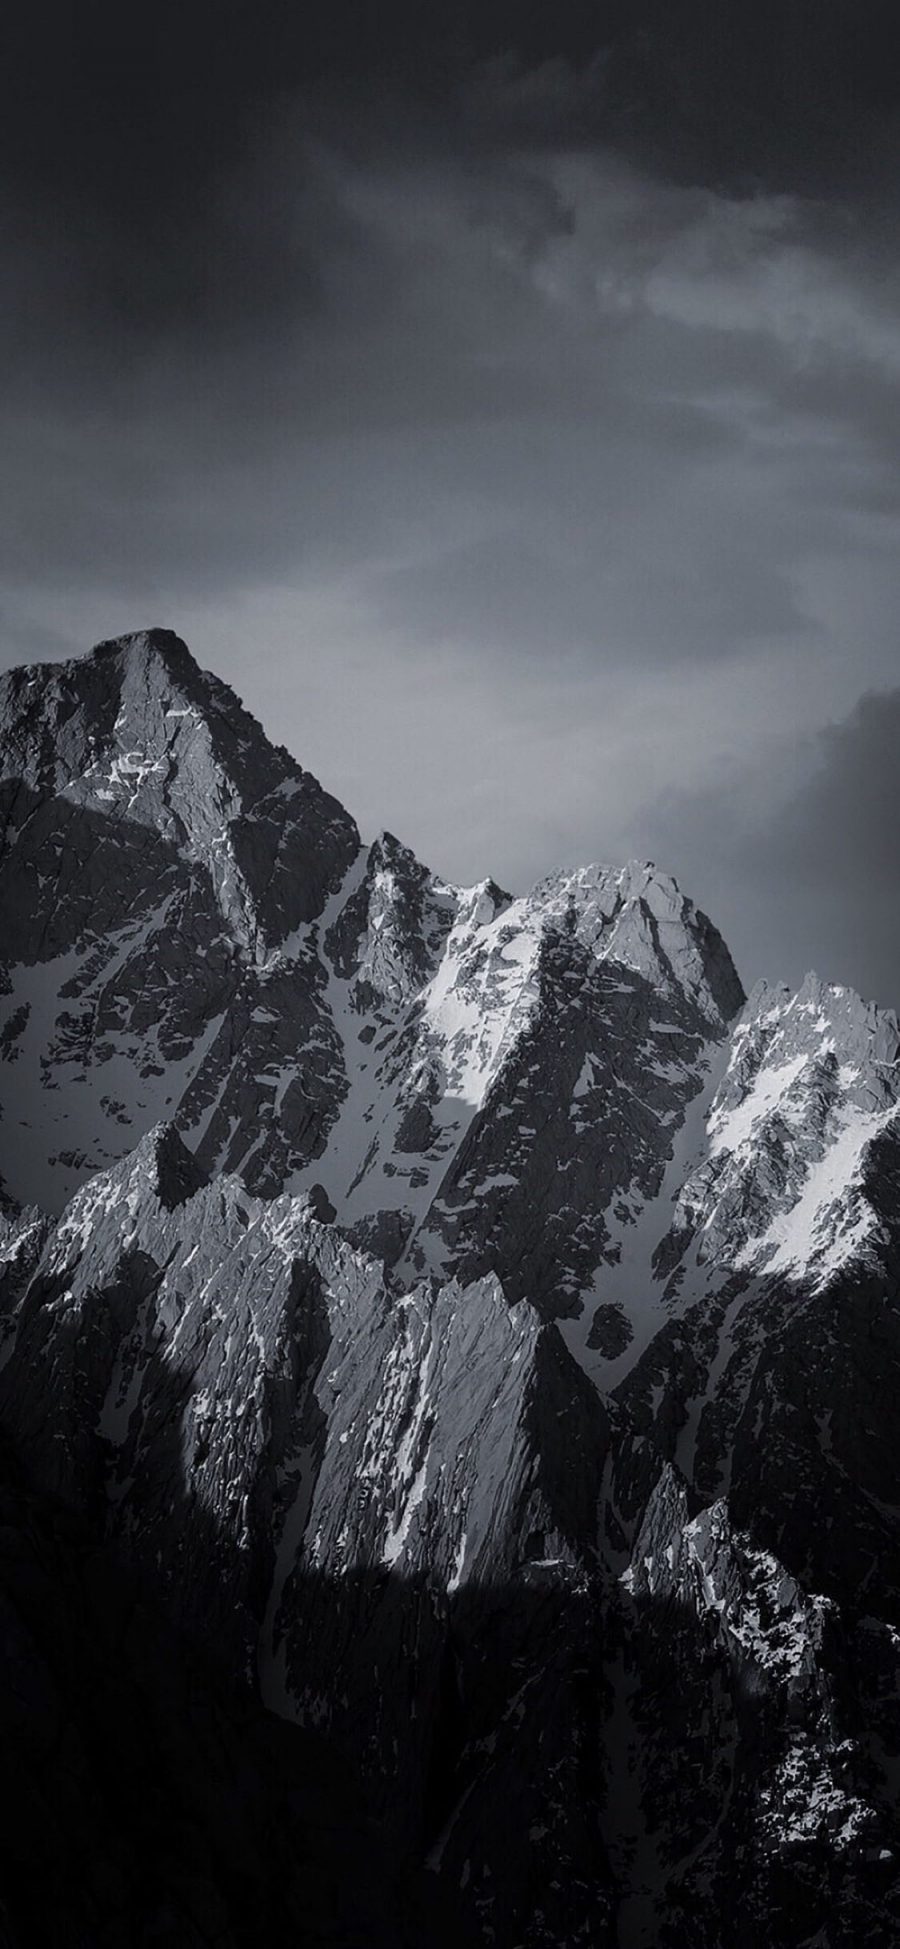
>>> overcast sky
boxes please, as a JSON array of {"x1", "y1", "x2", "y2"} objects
[{"x1": 2, "y1": 1, "x2": 899, "y2": 1004}]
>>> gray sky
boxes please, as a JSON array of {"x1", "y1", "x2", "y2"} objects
[{"x1": 2, "y1": 2, "x2": 899, "y2": 1004}]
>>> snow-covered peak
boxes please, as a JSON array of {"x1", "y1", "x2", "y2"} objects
[
  {"x1": 515, "y1": 858, "x2": 744, "y2": 1030},
  {"x1": 708, "y1": 972, "x2": 900, "y2": 1173},
  {"x1": 668, "y1": 970, "x2": 900, "y2": 1292},
  {"x1": 740, "y1": 971, "x2": 900, "y2": 1076},
  {"x1": 0, "y1": 630, "x2": 360, "y2": 958}
]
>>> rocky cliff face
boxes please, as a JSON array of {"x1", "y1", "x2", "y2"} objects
[{"x1": 1, "y1": 630, "x2": 898, "y2": 1947}]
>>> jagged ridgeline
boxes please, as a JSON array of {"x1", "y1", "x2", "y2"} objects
[{"x1": 0, "y1": 628, "x2": 899, "y2": 1948}]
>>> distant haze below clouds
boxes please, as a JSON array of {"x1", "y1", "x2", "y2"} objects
[{"x1": 2, "y1": 0, "x2": 899, "y2": 1003}]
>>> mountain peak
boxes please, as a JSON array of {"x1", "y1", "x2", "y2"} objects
[
  {"x1": 744, "y1": 970, "x2": 900, "y2": 1064},
  {"x1": 527, "y1": 856, "x2": 744, "y2": 1029},
  {"x1": 92, "y1": 626, "x2": 198, "y2": 674},
  {"x1": 0, "y1": 627, "x2": 360, "y2": 960}
]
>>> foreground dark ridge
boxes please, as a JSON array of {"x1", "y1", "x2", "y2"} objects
[{"x1": 1, "y1": 630, "x2": 899, "y2": 1947}]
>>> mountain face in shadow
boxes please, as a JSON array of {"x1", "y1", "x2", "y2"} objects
[{"x1": 1, "y1": 632, "x2": 899, "y2": 1946}]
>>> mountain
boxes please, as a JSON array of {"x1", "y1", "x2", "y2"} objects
[{"x1": 1, "y1": 629, "x2": 899, "y2": 1948}]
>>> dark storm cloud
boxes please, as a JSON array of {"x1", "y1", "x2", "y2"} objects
[
  {"x1": 4, "y1": 0, "x2": 898, "y2": 356},
  {"x1": 5, "y1": 134, "x2": 898, "y2": 628},
  {"x1": 1, "y1": 0, "x2": 899, "y2": 1003},
  {"x1": 473, "y1": 2, "x2": 900, "y2": 220}
]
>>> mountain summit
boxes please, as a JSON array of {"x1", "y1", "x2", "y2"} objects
[
  {"x1": 0, "y1": 627, "x2": 359, "y2": 960},
  {"x1": 1, "y1": 632, "x2": 898, "y2": 1948}
]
